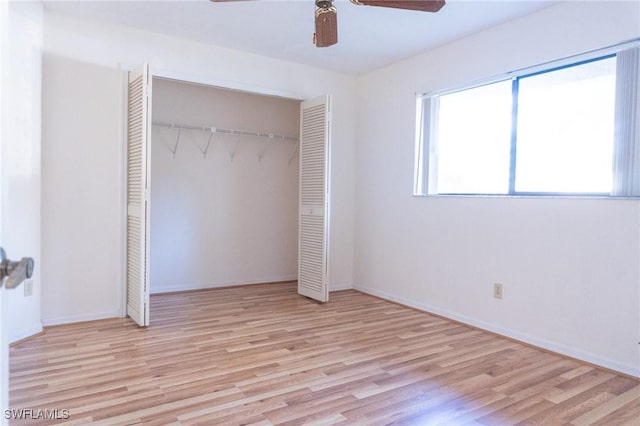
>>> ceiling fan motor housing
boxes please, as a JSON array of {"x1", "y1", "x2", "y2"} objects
[
  {"x1": 316, "y1": 0, "x2": 334, "y2": 10},
  {"x1": 314, "y1": 0, "x2": 338, "y2": 47}
]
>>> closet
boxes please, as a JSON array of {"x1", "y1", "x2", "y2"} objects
[
  {"x1": 125, "y1": 66, "x2": 331, "y2": 327},
  {"x1": 150, "y1": 77, "x2": 300, "y2": 293}
]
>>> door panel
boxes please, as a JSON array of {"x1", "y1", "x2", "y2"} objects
[
  {"x1": 298, "y1": 95, "x2": 331, "y2": 302},
  {"x1": 126, "y1": 64, "x2": 151, "y2": 326},
  {"x1": 0, "y1": 0, "x2": 8, "y2": 418}
]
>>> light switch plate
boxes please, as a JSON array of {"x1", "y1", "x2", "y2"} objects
[{"x1": 24, "y1": 279, "x2": 33, "y2": 297}]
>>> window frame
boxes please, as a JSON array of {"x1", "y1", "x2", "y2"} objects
[{"x1": 414, "y1": 39, "x2": 640, "y2": 198}]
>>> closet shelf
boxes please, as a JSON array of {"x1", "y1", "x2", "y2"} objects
[{"x1": 152, "y1": 121, "x2": 298, "y2": 142}]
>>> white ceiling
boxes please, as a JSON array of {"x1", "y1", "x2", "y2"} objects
[{"x1": 43, "y1": 0, "x2": 559, "y2": 74}]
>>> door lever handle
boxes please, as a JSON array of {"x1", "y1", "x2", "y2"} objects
[{"x1": 0, "y1": 247, "x2": 35, "y2": 290}]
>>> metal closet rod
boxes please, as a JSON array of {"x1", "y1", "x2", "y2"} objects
[{"x1": 152, "y1": 121, "x2": 298, "y2": 142}]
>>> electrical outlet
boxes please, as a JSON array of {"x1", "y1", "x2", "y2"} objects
[
  {"x1": 24, "y1": 279, "x2": 33, "y2": 297},
  {"x1": 493, "y1": 283, "x2": 503, "y2": 300}
]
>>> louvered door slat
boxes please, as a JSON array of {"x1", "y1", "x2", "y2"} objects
[
  {"x1": 298, "y1": 96, "x2": 331, "y2": 302},
  {"x1": 126, "y1": 63, "x2": 151, "y2": 327}
]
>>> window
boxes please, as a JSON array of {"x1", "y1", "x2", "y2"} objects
[{"x1": 415, "y1": 44, "x2": 640, "y2": 197}]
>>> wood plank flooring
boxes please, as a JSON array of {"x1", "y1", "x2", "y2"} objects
[{"x1": 9, "y1": 282, "x2": 640, "y2": 425}]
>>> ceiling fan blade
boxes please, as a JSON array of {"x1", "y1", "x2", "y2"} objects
[
  {"x1": 351, "y1": 0, "x2": 445, "y2": 13},
  {"x1": 314, "y1": 6, "x2": 338, "y2": 48}
]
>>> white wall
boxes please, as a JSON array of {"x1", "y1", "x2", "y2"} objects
[
  {"x1": 41, "y1": 12, "x2": 356, "y2": 324},
  {"x1": 355, "y1": 1, "x2": 640, "y2": 376},
  {"x1": 150, "y1": 79, "x2": 300, "y2": 292},
  {"x1": 41, "y1": 55, "x2": 125, "y2": 325},
  {"x1": 3, "y1": 1, "x2": 43, "y2": 343}
]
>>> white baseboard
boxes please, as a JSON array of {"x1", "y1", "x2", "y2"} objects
[
  {"x1": 42, "y1": 310, "x2": 121, "y2": 327},
  {"x1": 354, "y1": 285, "x2": 639, "y2": 378},
  {"x1": 9, "y1": 323, "x2": 43, "y2": 344},
  {"x1": 41, "y1": 279, "x2": 348, "y2": 328},
  {"x1": 153, "y1": 278, "x2": 353, "y2": 294},
  {"x1": 151, "y1": 275, "x2": 298, "y2": 294},
  {"x1": 330, "y1": 282, "x2": 353, "y2": 291}
]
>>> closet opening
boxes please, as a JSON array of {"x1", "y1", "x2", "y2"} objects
[
  {"x1": 125, "y1": 65, "x2": 331, "y2": 326},
  {"x1": 148, "y1": 77, "x2": 301, "y2": 300}
]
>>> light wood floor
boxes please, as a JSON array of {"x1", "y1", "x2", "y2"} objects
[{"x1": 9, "y1": 282, "x2": 640, "y2": 425}]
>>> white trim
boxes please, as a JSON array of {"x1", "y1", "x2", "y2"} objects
[
  {"x1": 119, "y1": 63, "x2": 128, "y2": 319},
  {"x1": 354, "y1": 284, "x2": 640, "y2": 378},
  {"x1": 42, "y1": 311, "x2": 121, "y2": 327},
  {"x1": 116, "y1": 63, "x2": 307, "y2": 100},
  {"x1": 150, "y1": 275, "x2": 298, "y2": 295},
  {"x1": 329, "y1": 282, "x2": 353, "y2": 291},
  {"x1": 8, "y1": 323, "x2": 43, "y2": 344}
]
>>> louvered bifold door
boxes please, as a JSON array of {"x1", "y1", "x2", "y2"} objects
[
  {"x1": 126, "y1": 64, "x2": 151, "y2": 326},
  {"x1": 298, "y1": 95, "x2": 331, "y2": 302}
]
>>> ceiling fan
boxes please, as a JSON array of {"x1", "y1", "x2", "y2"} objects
[{"x1": 211, "y1": 0, "x2": 446, "y2": 48}]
